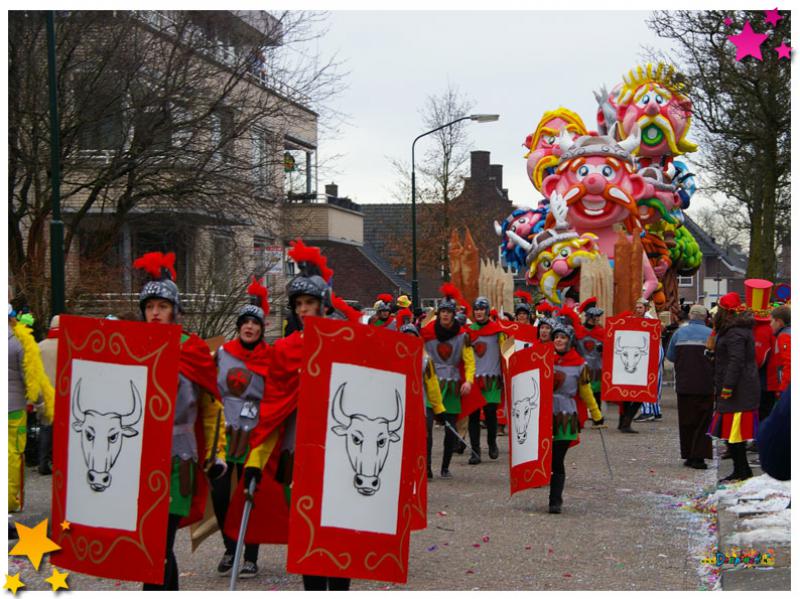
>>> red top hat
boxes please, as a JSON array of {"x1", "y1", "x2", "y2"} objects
[{"x1": 744, "y1": 278, "x2": 773, "y2": 320}]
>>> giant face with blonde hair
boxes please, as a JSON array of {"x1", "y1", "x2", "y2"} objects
[
  {"x1": 524, "y1": 108, "x2": 588, "y2": 192},
  {"x1": 614, "y1": 63, "x2": 697, "y2": 160}
]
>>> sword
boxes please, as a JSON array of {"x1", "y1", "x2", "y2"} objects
[
  {"x1": 443, "y1": 419, "x2": 482, "y2": 461},
  {"x1": 596, "y1": 426, "x2": 614, "y2": 480},
  {"x1": 229, "y1": 478, "x2": 257, "y2": 591}
]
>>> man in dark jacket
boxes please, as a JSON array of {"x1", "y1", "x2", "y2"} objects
[
  {"x1": 666, "y1": 304, "x2": 714, "y2": 469},
  {"x1": 757, "y1": 384, "x2": 790, "y2": 481}
]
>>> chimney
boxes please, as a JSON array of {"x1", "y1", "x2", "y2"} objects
[
  {"x1": 490, "y1": 164, "x2": 503, "y2": 190},
  {"x1": 470, "y1": 151, "x2": 491, "y2": 181},
  {"x1": 325, "y1": 182, "x2": 338, "y2": 199}
]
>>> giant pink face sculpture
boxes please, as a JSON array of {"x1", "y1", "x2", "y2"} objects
[{"x1": 541, "y1": 131, "x2": 647, "y2": 234}]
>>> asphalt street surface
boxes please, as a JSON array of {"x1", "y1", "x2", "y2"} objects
[{"x1": 8, "y1": 385, "x2": 717, "y2": 591}]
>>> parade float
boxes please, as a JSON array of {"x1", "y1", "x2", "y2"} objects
[{"x1": 493, "y1": 62, "x2": 703, "y2": 322}]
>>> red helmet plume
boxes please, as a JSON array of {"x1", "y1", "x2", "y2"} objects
[
  {"x1": 331, "y1": 292, "x2": 361, "y2": 323},
  {"x1": 246, "y1": 276, "x2": 270, "y2": 316},
  {"x1": 578, "y1": 296, "x2": 598, "y2": 313},
  {"x1": 133, "y1": 252, "x2": 176, "y2": 281},
  {"x1": 513, "y1": 290, "x2": 533, "y2": 305},
  {"x1": 288, "y1": 239, "x2": 334, "y2": 283}
]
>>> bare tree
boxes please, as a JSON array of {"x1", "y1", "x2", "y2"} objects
[
  {"x1": 9, "y1": 10, "x2": 342, "y2": 320},
  {"x1": 387, "y1": 84, "x2": 475, "y2": 281},
  {"x1": 690, "y1": 205, "x2": 747, "y2": 254},
  {"x1": 646, "y1": 10, "x2": 790, "y2": 279}
]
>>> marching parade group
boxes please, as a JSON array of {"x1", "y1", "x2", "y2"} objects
[{"x1": 7, "y1": 240, "x2": 791, "y2": 590}]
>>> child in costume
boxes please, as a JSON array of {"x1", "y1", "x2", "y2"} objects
[
  {"x1": 134, "y1": 252, "x2": 227, "y2": 591},
  {"x1": 398, "y1": 317, "x2": 446, "y2": 480},
  {"x1": 465, "y1": 296, "x2": 505, "y2": 464},
  {"x1": 211, "y1": 277, "x2": 272, "y2": 579},
  {"x1": 242, "y1": 239, "x2": 353, "y2": 591},
  {"x1": 419, "y1": 283, "x2": 475, "y2": 479},
  {"x1": 368, "y1": 294, "x2": 396, "y2": 329},
  {"x1": 549, "y1": 319, "x2": 605, "y2": 513}
]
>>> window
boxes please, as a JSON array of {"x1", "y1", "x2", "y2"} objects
[
  {"x1": 252, "y1": 126, "x2": 274, "y2": 195},
  {"x1": 677, "y1": 276, "x2": 694, "y2": 287},
  {"x1": 212, "y1": 234, "x2": 234, "y2": 293},
  {"x1": 211, "y1": 108, "x2": 235, "y2": 163},
  {"x1": 75, "y1": 75, "x2": 125, "y2": 152},
  {"x1": 132, "y1": 102, "x2": 172, "y2": 153}
]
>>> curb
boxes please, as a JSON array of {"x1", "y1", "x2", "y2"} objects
[{"x1": 715, "y1": 443, "x2": 791, "y2": 591}]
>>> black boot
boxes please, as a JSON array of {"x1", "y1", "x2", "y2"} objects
[
  {"x1": 548, "y1": 473, "x2": 565, "y2": 514},
  {"x1": 468, "y1": 448, "x2": 481, "y2": 465},
  {"x1": 720, "y1": 442, "x2": 752, "y2": 482},
  {"x1": 488, "y1": 443, "x2": 499, "y2": 460}
]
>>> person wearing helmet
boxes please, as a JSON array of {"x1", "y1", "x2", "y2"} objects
[
  {"x1": 240, "y1": 240, "x2": 351, "y2": 591},
  {"x1": 464, "y1": 296, "x2": 505, "y2": 463},
  {"x1": 399, "y1": 317, "x2": 446, "y2": 480},
  {"x1": 369, "y1": 294, "x2": 396, "y2": 329},
  {"x1": 132, "y1": 252, "x2": 227, "y2": 591},
  {"x1": 419, "y1": 283, "x2": 475, "y2": 479},
  {"x1": 514, "y1": 290, "x2": 534, "y2": 325},
  {"x1": 211, "y1": 277, "x2": 272, "y2": 579},
  {"x1": 548, "y1": 320, "x2": 604, "y2": 514},
  {"x1": 576, "y1": 298, "x2": 605, "y2": 405}
]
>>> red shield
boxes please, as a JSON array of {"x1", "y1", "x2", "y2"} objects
[
  {"x1": 50, "y1": 316, "x2": 180, "y2": 584},
  {"x1": 504, "y1": 345, "x2": 554, "y2": 495},
  {"x1": 286, "y1": 317, "x2": 424, "y2": 584},
  {"x1": 601, "y1": 316, "x2": 662, "y2": 403},
  {"x1": 473, "y1": 341, "x2": 487, "y2": 357}
]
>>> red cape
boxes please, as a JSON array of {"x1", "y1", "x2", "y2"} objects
[
  {"x1": 223, "y1": 433, "x2": 290, "y2": 545},
  {"x1": 583, "y1": 324, "x2": 605, "y2": 342},
  {"x1": 179, "y1": 333, "x2": 220, "y2": 401},
  {"x1": 495, "y1": 320, "x2": 539, "y2": 344},
  {"x1": 177, "y1": 333, "x2": 219, "y2": 528},
  {"x1": 249, "y1": 331, "x2": 304, "y2": 450},
  {"x1": 465, "y1": 320, "x2": 505, "y2": 342},
  {"x1": 221, "y1": 338, "x2": 272, "y2": 378},
  {"x1": 225, "y1": 331, "x2": 305, "y2": 543}
]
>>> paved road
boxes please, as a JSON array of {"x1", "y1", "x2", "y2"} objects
[{"x1": 9, "y1": 386, "x2": 718, "y2": 590}]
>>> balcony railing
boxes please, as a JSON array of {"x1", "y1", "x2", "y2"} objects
[{"x1": 133, "y1": 10, "x2": 312, "y2": 107}]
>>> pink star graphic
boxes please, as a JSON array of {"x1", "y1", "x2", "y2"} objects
[
  {"x1": 775, "y1": 42, "x2": 792, "y2": 60},
  {"x1": 764, "y1": 8, "x2": 782, "y2": 27},
  {"x1": 724, "y1": 17, "x2": 733, "y2": 27},
  {"x1": 728, "y1": 21, "x2": 769, "y2": 61}
]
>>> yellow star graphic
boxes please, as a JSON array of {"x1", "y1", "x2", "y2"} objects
[
  {"x1": 45, "y1": 568, "x2": 69, "y2": 592},
  {"x1": 59, "y1": 521, "x2": 70, "y2": 532},
  {"x1": 8, "y1": 519, "x2": 61, "y2": 571},
  {"x1": 3, "y1": 573, "x2": 25, "y2": 595}
]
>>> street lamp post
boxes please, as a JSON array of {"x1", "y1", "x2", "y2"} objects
[
  {"x1": 410, "y1": 114, "x2": 499, "y2": 312},
  {"x1": 47, "y1": 11, "x2": 65, "y2": 316}
]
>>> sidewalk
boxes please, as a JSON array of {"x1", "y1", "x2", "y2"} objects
[{"x1": 713, "y1": 445, "x2": 791, "y2": 591}]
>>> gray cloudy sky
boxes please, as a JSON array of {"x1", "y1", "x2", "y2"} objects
[{"x1": 310, "y1": 11, "x2": 686, "y2": 207}]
